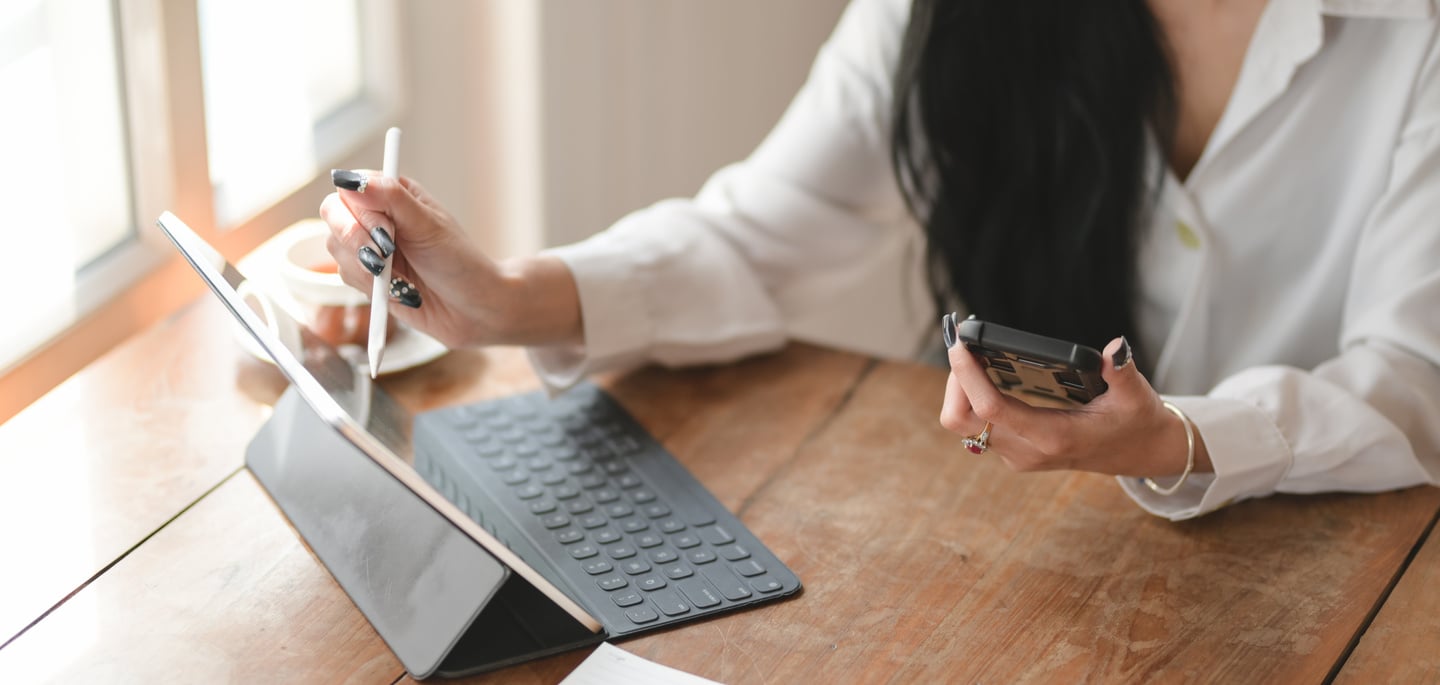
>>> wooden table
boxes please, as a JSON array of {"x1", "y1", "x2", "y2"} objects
[{"x1": 1, "y1": 297, "x2": 1437, "y2": 684}]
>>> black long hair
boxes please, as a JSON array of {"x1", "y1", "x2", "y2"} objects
[{"x1": 892, "y1": 0, "x2": 1176, "y2": 355}]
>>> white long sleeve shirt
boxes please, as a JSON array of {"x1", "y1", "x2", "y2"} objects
[{"x1": 528, "y1": 0, "x2": 1440, "y2": 520}]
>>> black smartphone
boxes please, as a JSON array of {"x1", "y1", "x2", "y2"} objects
[{"x1": 941, "y1": 313, "x2": 1108, "y2": 408}]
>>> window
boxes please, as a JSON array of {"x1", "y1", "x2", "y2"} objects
[
  {"x1": 2, "y1": 0, "x2": 135, "y2": 369},
  {"x1": 0, "y1": 0, "x2": 399, "y2": 375},
  {"x1": 199, "y1": 0, "x2": 390, "y2": 226}
]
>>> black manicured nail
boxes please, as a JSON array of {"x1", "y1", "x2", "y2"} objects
[
  {"x1": 390, "y1": 277, "x2": 422, "y2": 308},
  {"x1": 358, "y1": 246, "x2": 385, "y2": 276},
  {"x1": 1113, "y1": 336, "x2": 1133, "y2": 370},
  {"x1": 370, "y1": 226, "x2": 396, "y2": 258},
  {"x1": 941, "y1": 312, "x2": 958, "y2": 349},
  {"x1": 331, "y1": 169, "x2": 368, "y2": 192}
]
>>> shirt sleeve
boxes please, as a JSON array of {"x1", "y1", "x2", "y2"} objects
[
  {"x1": 1120, "y1": 108, "x2": 1440, "y2": 520},
  {"x1": 527, "y1": 0, "x2": 929, "y2": 391}
]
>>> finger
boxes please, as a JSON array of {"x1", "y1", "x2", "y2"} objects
[
  {"x1": 323, "y1": 231, "x2": 375, "y2": 294},
  {"x1": 947, "y1": 343, "x2": 1051, "y2": 426},
  {"x1": 328, "y1": 170, "x2": 434, "y2": 245},
  {"x1": 320, "y1": 193, "x2": 380, "y2": 283},
  {"x1": 939, "y1": 370, "x2": 982, "y2": 435},
  {"x1": 1097, "y1": 336, "x2": 1154, "y2": 412}
]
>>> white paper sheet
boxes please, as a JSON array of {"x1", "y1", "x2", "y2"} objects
[{"x1": 559, "y1": 643, "x2": 724, "y2": 685}]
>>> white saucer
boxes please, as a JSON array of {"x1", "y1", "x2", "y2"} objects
[{"x1": 234, "y1": 221, "x2": 448, "y2": 375}]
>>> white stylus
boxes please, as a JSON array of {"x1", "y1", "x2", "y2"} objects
[{"x1": 368, "y1": 127, "x2": 401, "y2": 378}]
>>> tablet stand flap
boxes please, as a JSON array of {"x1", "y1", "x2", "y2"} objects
[{"x1": 247, "y1": 389, "x2": 509, "y2": 679}]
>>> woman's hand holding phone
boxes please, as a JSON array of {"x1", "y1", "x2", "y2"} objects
[{"x1": 938, "y1": 316, "x2": 1212, "y2": 479}]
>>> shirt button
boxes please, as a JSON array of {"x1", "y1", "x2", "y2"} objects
[{"x1": 1175, "y1": 220, "x2": 1201, "y2": 250}]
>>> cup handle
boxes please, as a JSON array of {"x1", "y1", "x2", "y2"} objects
[{"x1": 236, "y1": 280, "x2": 303, "y2": 359}]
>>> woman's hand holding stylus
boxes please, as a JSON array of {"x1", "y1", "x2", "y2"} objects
[{"x1": 321, "y1": 171, "x2": 583, "y2": 348}]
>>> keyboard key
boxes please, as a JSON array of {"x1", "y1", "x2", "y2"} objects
[
  {"x1": 617, "y1": 474, "x2": 643, "y2": 489},
  {"x1": 607, "y1": 545, "x2": 637, "y2": 560},
  {"x1": 597, "y1": 576, "x2": 628, "y2": 591},
  {"x1": 540, "y1": 471, "x2": 568, "y2": 486},
  {"x1": 650, "y1": 549, "x2": 679, "y2": 564},
  {"x1": 490, "y1": 457, "x2": 518, "y2": 471},
  {"x1": 733, "y1": 559, "x2": 765, "y2": 577},
  {"x1": 578, "y1": 514, "x2": 608, "y2": 529},
  {"x1": 613, "y1": 591, "x2": 643, "y2": 608},
  {"x1": 699, "y1": 525, "x2": 735, "y2": 546},
  {"x1": 625, "y1": 606, "x2": 660, "y2": 624},
  {"x1": 541, "y1": 514, "x2": 570, "y2": 529},
  {"x1": 549, "y1": 444, "x2": 579, "y2": 460},
  {"x1": 566, "y1": 500, "x2": 594, "y2": 514},
  {"x1": 513, "y1": 442, "x2": 540, "y2": 458},
  {"x1": 677, "y1": 578, "x2": 723, "y2": 609},
  {"x1": 554, "y1": 485, "x2": 581, "y2": 500},
  {"x1": 658, "y1": 520, "x2": 686, "y2": 534},
  {"x1": 621, "y1": 519, "x2": 650, "y2": 534},
  {"x1": 751, "y1": 577, "x2": 783, "y2": 593},
  {"x1": 686, "y1": 549, "x2": 717, "y2": 565},
  {"x1": 664, "y1": 564, "x2": 694, "y2": 580},
  {"x1": 620, "y1": 560, "x2": 652, "y2": 575},
  {"x1": 555, "y1": 530, "x2": 584, "y2": 545},
  {"x1": 642, "y1": 504, "x2": 672, "y2": 519},
  {"x1": 578, "y1": 474, "x2": 607, "y2": 489},
  {"x1": 609, "y1": 436, "x2": 641, "y2": 455},
  {"x1": 649, "y1": 589, "x2": 689, "y2": 616},
  {"x1": 592, "y1": 488, "x2": 621, "y2": 503},
  {"x1": 539, "y1": 433, "x2": 567, "y2": 447},
  {"x1": 476, "y1": 443, "x2": 505, "y2": 458},
  {"x1": 601, "y1": 461, "x2": 628, "y2": 475},
  {"x1": 582, "y1": 560, "x2": 613, "y2": 575},
  {"x1": 687, "y1": 511, "x2": 717, "y2": 527},
  {"x1": 636, "y1": 576, "x2": 667, "y2": 592},
  {"x1": 702, "y1": 566, "x2": 753, "y2": 601},
  {"x1": 673, "y1": 534, "x2": 701, "y2": 549},
  {"x1": 635, "y1": 533, "x2": 664, "y2": 549},
  {"x1": 570, "y1": 544, "x2": 599, "y2": 560},
  {"x1": 630, "y1": 489, "x2": 658, "y2": 504},
  {"x1": 528, "y1": 499, "x2": 557, "y2": 515},
  {"x1": 502, "y1": 472, "x2": 530, "y2": 486},
  {"x1": 585, "y1": 446, "x2": 615, "y2": 462},
  {"x1": 720, "y1": 545, "x2": 750, "y2": 561},
  {"x1": 566, "y1": 462, "x2": 593, "y2": 475},
  {"x1": 593, "y1": 529, "x2": 622, "y2": 545},
  {"x1": 605, "y1": 504, "x2": 635, "y2": 519},
  {"x1": 514, "y1": 484, "x2": 544, "y2": 499}
]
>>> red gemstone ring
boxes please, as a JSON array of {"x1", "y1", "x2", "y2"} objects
[{"x1": 962, "y1": 422, "x2": 992, "y2": 455}]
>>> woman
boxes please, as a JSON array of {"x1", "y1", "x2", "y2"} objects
[{"x1": 321, "y1": 0, "x2": 1440, "y2": 520}]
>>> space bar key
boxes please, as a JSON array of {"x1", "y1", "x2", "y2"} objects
[{"x1": 701, "y1": 565, "x2": 753, "y2": 601}]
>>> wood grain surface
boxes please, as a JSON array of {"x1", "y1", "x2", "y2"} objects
[
  {"x1": 1, "y1": 297, "x2": 1437, "y2": 684},
  {"x1": 0, "y1": 301, "x2": 278, "y2": 646},
  {"x1": 1334, "y1": 512, "x2": 1440, "y2": 684}
]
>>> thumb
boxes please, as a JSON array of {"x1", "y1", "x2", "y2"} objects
[{"x1": 1099, "y1": 336, "x2": 1145, "y2": 395}]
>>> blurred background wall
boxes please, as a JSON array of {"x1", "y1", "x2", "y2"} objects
[{"x1": 398, "y1": 1, "x2": 851, "y2": 256}]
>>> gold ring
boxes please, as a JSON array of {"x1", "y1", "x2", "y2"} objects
[{"x1": 962, "y1": 421, "x2": 992, "y2": 454}]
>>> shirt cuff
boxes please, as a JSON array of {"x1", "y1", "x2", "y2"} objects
[
  {"x1": 524, "y1": 236, "x2": 655, "y2": 393},
  {"x1": 1117, "y1": 395, "x2": 1294, "y2": 520}
]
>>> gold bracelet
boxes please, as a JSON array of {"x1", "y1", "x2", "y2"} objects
[{"x1": 1144, "y1": 400, "x2": 1195, "y2": 496}]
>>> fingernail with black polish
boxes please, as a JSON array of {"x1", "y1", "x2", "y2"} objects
[
  {"x1": 1113, "y1": 336, "x2": 1133, "y2": 370},
  {"x1": 370, "y1": 226, "x2": 396, "y2": 258},
  {"x1": 331, "y1": 169, "x2": 368, "y2": 192},
  {"x1": 390, "y1": 277, "x2": 422, "y2": 308},
  {"x1": 358, "y1": 246, "x2": 385, "y2": 276}
]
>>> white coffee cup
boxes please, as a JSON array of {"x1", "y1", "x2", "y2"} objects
[{"x1": 276, "y1": 229, "x2": 397, "y2": 349}]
